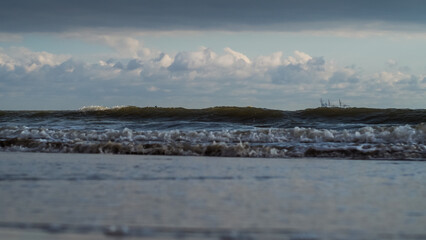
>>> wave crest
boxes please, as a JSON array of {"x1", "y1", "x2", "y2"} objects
[
  {"x1": 77, "y1": 106, "x2": 284, "y2": 122},
  {"x1": 1, "y1": 106, "x2": 425, "y2": 126}
]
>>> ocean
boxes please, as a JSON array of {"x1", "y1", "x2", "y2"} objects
[
  {"x1": 1, "y1": 106, "x2": 426, "y2": 239},
  {"x1": 0, "y1": 106, "x2": 425, "y2": 159}
]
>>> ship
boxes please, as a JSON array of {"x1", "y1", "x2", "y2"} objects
[{"x1": 320, "y1": 98, "x2": 350, "y2": 108}]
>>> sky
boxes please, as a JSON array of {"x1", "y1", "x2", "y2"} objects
[{"x1": 0, "y1": 0, "x2": 425, "y2": 110}]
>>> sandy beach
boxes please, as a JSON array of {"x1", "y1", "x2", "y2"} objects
[{"x1": 0, "y1": 152, "x2": 425, "y2": 239}]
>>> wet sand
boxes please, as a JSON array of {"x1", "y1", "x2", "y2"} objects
[{"x1": 0, "y1": 152, "x2": 425, "y2": 239}]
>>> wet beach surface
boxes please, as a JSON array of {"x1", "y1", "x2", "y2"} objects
[{"x1": 0, "y1": 152, "x2": 425, "y2": 239}]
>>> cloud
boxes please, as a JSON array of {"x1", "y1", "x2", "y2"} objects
[
  {"x1": 167, "y1": 47, "x2": 254, "y2": 79},
  {"x1": 222, "y1": 48, "x2": 251, "y2": 64},
  {"x1": 374, "y1": 71, "x2": 412, "y2": 86},
  {"x1": 1, "y1": 0, "x2": 426, "y2": 33},
  {"x1": 269, "y1": 52, "x2": 330, "y2": 84},
  {"x1": 0, "y1": 33, "x2": 22, "y2": 42},
  {"x1": 386, "y1": 59, "x2": 398, "y2": 69},
  {"x1": 254, "y1": 52, "x2": 283, "y2": 69},
  {"x1": 329, "y1": 68, "x2": 360, "y2": 84},
  {"x1": 0, "y1": 46, "x2": 425, "y2": 110},
  {"x1": 0, "y1": 47, "x2": 70, "y2": 71},
  {"x1": 97, "y1": 36, "x2": 143, "y2": 58},
  {"x1": 168, "y1": 48, "x2": 217, "y2": 72},
  {"x1": 61, "y1": 33, "x2": 152, "y2": 59}
]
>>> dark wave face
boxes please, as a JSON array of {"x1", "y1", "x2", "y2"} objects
[
  {"x1": 0, "y1": 106, "x2": 425, "y2": 159},
  {"x1": 298, "y1": 107, "x2": 426, "y2": 125},
  {"x1": 1, "y1": 106, "x2": 425, "y2": 129}
]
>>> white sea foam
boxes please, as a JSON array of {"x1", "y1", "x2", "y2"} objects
[
  {"x1": 78, "y1": 105, "x2": 129, "y2": 111},
  {"x1": 79, "y1": 105, "x2": 110, "y2": 111},
  {"x1": 0, "y1": 124, "x2": 425, "y2": 159},
  {"x1": 1, "y1": 125, "x2": 425, "y2": 144}
]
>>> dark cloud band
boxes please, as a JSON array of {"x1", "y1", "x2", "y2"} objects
[{"x1": 1, "y1": 0, "x2": 426, "y2": 32}]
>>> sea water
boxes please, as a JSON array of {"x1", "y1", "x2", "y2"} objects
[
  {"x1": 0, "y1": 106, "x2": 425, "y2": 159},
  {"x1": 0, "y1": 153, "x2": 425, "y2": 239}
]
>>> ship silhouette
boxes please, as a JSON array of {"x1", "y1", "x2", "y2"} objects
[{"x1": 320, "y1": 98, "x2": 350, "y2": 108}]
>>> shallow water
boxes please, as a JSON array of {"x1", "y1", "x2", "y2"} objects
[{"x1": 0, "y1": 152, "x2": 425, "y2": 239}]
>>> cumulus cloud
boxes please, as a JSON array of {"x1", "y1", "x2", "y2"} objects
[
  {"x1": 222, "y1": 48, "x2": 251, "y2": 65},
  {"x1": 375, "y1": 71, "x2": 411, "y2": 85},
  {"x1": 167, "y1": 47, "x2": 254, "y2": 80},
  {"x1": 0, "y1": 47, "x2": 425, "y2": 109},
  {"x1": 329, "y1": 68, "x2": 360, "y2": 84},
  {"x1": 62, "y1": 33, "x2": 152, "y2": 59},
  {"x1": 168, "y1": 48, "x2": 217, "y2": 72},
  {"x1": 254, "y1": 52, "x2": 283, "y2": 69},
  {"x1": 0, "y1": 47, "x2": 70, "y2": 71},
  {"x1": 269, "y1": 53, "x2": 330, "y2": 84},
  {"x1": 98, "y1": 36, "x2": 143, "y2": 58}
]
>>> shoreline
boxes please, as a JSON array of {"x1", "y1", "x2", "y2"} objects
[{"x1": 0, "y1": 151, "x2": 424, "y2": 161}]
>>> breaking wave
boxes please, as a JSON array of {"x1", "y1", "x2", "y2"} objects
[
  {"x1": 1, "y1": 106, "x2": 425, "y2": 159},
  {"x1": 78, "y1": 106, "x2": 285, "y2": 123},
  {"x1": 1, "y1": 124, "x2": 424, "y2": 159}
]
